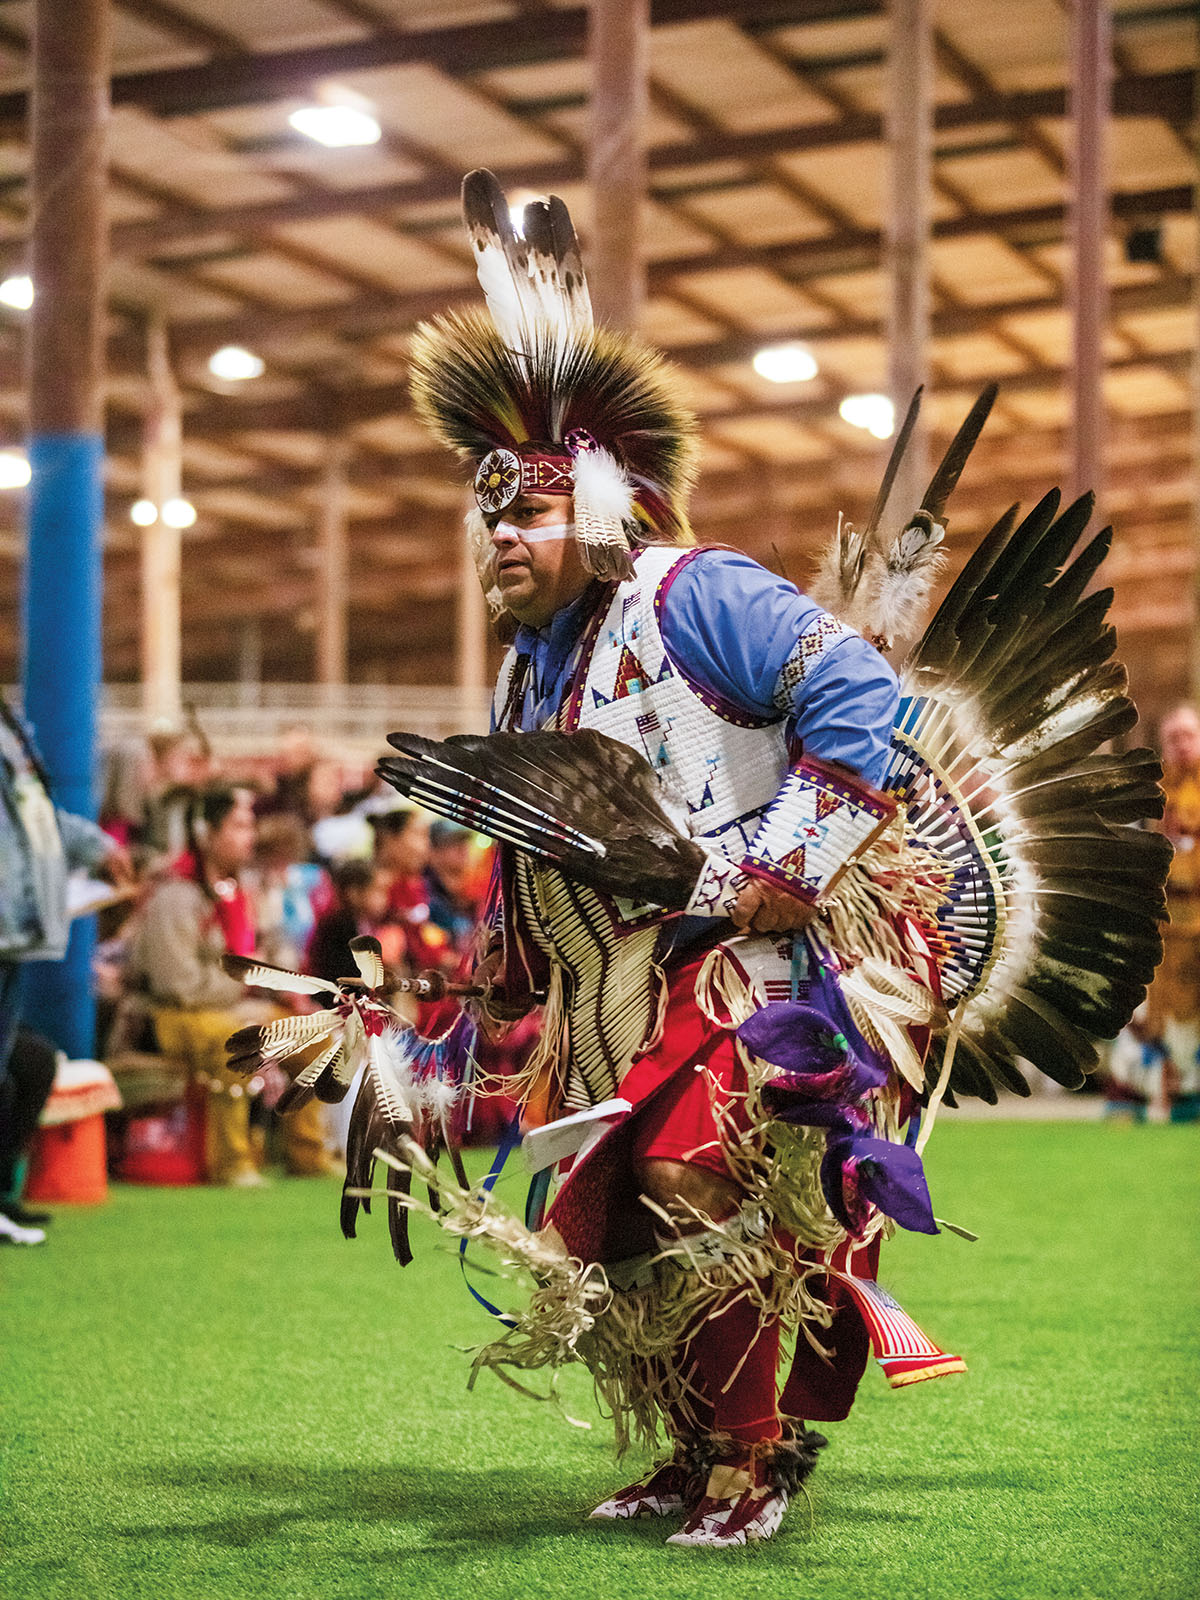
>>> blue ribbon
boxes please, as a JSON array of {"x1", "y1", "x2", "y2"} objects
[{"x1": 458, "y1": 1116, "x2": 524, "y2": 1328}]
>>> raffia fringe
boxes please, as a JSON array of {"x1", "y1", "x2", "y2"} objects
[
  {"x1": 821, "y1": 811, "x2": 949, "y2": 970},
  {"x1": 368, "y1": 1138, "x2": 837, "y2": 1456}
]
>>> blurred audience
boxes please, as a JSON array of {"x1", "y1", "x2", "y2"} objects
[
  {"x1": 255, "y1": 724, "x2": 318, "y2": 823},
  {"x1": 425, "y1": 820, "x2": 482, "y2": 957},
  {"x1": 252, "y1": 813, "x2": 330, "y2": 972},
  {"x1": 1104, "y1": 704, "x2": 1200, "y2": 1122},
  {"x1": 1144, "y1": 705, "x2": 1200, "y2": 1120},
  {"x1": 128, "y1": 783, "x2": 328, "y2": 1184},
  {"x1": 371, "y1": 808, "x2": 452, "y2": 972},
  {"x1": 141, "y1": 724, "x2": 212, "y2": 860},
  {"x1": 10, "y1": 712, "x2": 535, "y2": 1195},
  {"x1": 307, "y1": 860, "x2": 392, "y2": 987}
]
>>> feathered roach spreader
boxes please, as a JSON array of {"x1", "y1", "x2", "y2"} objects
[{"x1": 222, "y1": 379, "x2": 1170, "y2": 1460}]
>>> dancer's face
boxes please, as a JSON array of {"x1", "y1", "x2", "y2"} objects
[{"x1": 489, "y1": 494, "x2": 589, "y2": 628}]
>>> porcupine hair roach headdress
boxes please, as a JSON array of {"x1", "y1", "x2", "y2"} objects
[{"x1": 409, "y1": 169, "x2": 700, "y2": 605}]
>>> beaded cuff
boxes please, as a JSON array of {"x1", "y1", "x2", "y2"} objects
[{"x1": 739, "y1": 755, "x2": 896, "y2": 905}]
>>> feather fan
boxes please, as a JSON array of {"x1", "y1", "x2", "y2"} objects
[
  {"x1": 378, "y1": 727, "x2": 707, "y2": 908},
  {"x1": 890, "y1": 491, "x2": 1170, "y2": 1099},
  {"x1": 219, "y1": 952, "x2": 475, "y2": 1265}
]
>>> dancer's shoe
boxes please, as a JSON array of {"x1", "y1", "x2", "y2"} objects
[
  {"x1": 588, "y1": 1455, "x2": 694, "y2": 1520},
  {"x1": 665, "y1": 1428, "x2": 827, "y2": 1549}
]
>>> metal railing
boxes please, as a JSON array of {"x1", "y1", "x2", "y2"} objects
[{"x1": 9, "y1": 684, "x2": 492, "y2": 759}]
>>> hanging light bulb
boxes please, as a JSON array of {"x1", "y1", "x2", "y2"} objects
[
  {"x1": 752, "y1": 343, "x2": 818, "y2": 384},
  {"x1": 160, "y1": 497, "x2": 197, "y2": 529},
  {"x1": 839, "y1": 393, "x2": 896, "y2": 440},
  {"x1": 0, "y1": 449, "x2": 30, "y2": 488}
]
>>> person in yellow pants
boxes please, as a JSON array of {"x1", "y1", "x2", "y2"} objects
[{"x1": 131, "y1": 783, "x2": 331, "y2": 1185}]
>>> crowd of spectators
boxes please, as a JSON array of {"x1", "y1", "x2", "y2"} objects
[
  {"x1": 85, "y1": 720, "x2": 500, "y2": 1192},
  {"x1": 9, "y1": 692, "x2": 1196, "y2": 1242}
]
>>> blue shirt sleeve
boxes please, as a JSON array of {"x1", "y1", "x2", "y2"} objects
[{"x1": 658, "y1": 548, "x2": 899, "y2": 787}]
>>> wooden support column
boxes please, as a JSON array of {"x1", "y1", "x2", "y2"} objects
[
  {"x1": 140, "y1": 316, "x2": 182, "y2": 723},
  {"x1": 1067, "y1": 0, "x2": 1111, "y2": 511},
  {"x1": 1192, "y1": 206, "x2": 1200, "y2": 700},
  {"x1": 21, "y1": 0, "x2": 111, "y2": 1057},
  {"x1": 236, "y1": 617, "x2": 262, "y2": 707},
  {"x1": 315, "y1": 440, "x2": 348, "y2": 697},
  {"x1": 885, "y1": 0, "x2": 933, "y2": 514},
  {"x1": 456, "y1": 502, "x2": 488, "y2": 733},
  {"x1": 587, "y1": 0, "x2": 649, "y2": 331}
]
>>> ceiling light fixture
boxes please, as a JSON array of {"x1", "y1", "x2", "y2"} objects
[
  {"x1": 288, "y1": 104, "x2": 381, "y2": 148},
  {"x1": 208, "y1": 345, "x2": 265, "y2": 381},
  {"x1": 839, "y1": 393, "x2": 895, "y2": 440},
  {"x1": 0, "y1": 274, "x2": 33, "y2": 310},
  {"x1": 130, "y1": 499, "x2": 158, "y2": 526},
  {"x1": 752, "y1": 342, "x2": 818, "y2": 384},
  {"x1": 0, "y1": 449, "x2": 30, "y2": 489},
  {"x1": 160, "y1": 497, "x2": 197, "y2": 529}
]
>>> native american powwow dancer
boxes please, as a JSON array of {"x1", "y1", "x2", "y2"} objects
[{"x1": 224, "y1": 172, "x2": 1170, "y2": 1548}]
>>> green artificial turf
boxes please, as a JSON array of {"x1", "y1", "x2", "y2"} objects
[{"x1": 2, "y1": 1121, "x2": 1198, "y2": 1600}]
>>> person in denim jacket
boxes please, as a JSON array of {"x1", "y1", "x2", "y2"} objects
[{"x1": 0, "y1": 695, "x2": 126, "y2": 1242}]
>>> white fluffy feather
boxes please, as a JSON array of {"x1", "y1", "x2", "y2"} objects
[
  {"x1": 571, "y1": 446, "x2": 634, "y2": 523},
  {"x1": 866, "y1": 519, "x2": 946, "y2": 645}
]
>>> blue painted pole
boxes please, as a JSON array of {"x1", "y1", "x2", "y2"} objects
[
  {"x1": 20, "y1": 435, "x2": 105, "y2": 1057},
  {"x1": 19, "y1": 0, "x2": 111, "y2": 1060}
]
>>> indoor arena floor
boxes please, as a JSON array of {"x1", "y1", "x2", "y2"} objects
[{"x1": 3, "y1": 1121, "x2": 1197, "y2": 1600}]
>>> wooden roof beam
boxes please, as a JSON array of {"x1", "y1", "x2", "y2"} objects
[
  {"x1": 98, "y1": 346, "x2": 1189, "y2": 444},
  {"x1": 0, "y1": 1, "x2": 880, "y2": 122},
  {"x1": 0, "y1": 73, "x2": 1179, "y2": 266}
]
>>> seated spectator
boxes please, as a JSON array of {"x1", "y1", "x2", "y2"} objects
[
  {"x1": 307, "y1": 861, "x2": 392, "y2": 987},
  {"x1": 425, "y1": 821, "x2": 481, "y2": 958},
  {"x1": 371, "y1": 809, "x2": 450, "y2": 972},
  {"x1": 128, "y1": 783, "x2": 328, "y2": 1184},
  {"x1": 253, "y1": 813, "x2": 330, "y2": 972}
]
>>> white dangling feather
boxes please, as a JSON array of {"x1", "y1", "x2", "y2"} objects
[
  {"x1": 465, "y1": 505, "x2": 505, "y2": 614},
  {"x1": 571, "y1": 446, "x2": 635, "y2": 580},
  {"x1": 571, "y1": 446, "x2": 634, "y2": 523}
]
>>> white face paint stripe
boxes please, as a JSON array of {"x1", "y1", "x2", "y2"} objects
[{"x1": 492, "y1": 521, "x2": 577, "y2": 545}]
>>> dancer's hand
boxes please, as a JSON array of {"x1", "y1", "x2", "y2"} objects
[
  {"x1": 730, "y1": 879, "x2": 818, "y2": 934},
  {"x1": 471, "y1": 944, "x2": 534, "y2": 1034}
]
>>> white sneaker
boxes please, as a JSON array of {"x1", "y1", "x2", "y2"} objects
[
  {"x1": 0, "y1": 1211, "x2": 46, "y2": 1245},
  {"x1": 666, "y1": 1483, "x2": 789, "y2": 1547},
  {"x1": 589, "y1": 1457, "x2": 694, "y2": 1520},
  {"x1": 227, "y1": 1168, "x2": 270, "y2": 1189}
]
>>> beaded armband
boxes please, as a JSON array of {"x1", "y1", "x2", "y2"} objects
[
  {"x1": 683, "y1": 853, "x2": 750, "y2": 918},
  {"x1": 739, "y1": 755, "x2": 897, "y2": 906}
]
